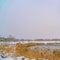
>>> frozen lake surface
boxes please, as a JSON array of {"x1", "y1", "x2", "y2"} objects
[
  {"x1": 0, "y1": 56, "x2": 29, "y2": 60},
  {"x1": 0, "y1": 57, "x2": 36, "y2": 60},
  {"x1": 30, "y1": 44, "x2": 60, "y2": 50}
]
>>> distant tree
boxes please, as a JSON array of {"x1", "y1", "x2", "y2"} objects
[
  {"x1": 0, "y1": 35, "x2": 4, "y2": 41},
  {"x1": 7, "y1": 35, "x2": 15, "y2": 41},
  {"x1": 20, "y1": 39, "x2": 25, "y2": 41},
  {"x1": 8, "y1": 35, "x2": 14, "y2": 38}
]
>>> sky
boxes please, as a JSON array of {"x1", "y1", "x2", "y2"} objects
[{"x1": 0, "y1": 0, "x2": 60, "y2": 39}]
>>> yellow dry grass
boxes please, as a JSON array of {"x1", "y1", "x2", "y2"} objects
[{"x1": 0, "y1": 43, "x2": 60, "y2": 60}]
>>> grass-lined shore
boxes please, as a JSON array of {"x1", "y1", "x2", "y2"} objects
[{"x1": 0, "y1": 43, "x2": 60, "y2": 60}]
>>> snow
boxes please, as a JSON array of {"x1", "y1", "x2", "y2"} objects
[{"x1": 0, "y1": 56, "x2": 29, "y2": 60}]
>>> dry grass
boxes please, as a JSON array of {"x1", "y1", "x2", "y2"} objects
[{"x1": 0, "y1": 43, "x2": 60, "y2": 60}]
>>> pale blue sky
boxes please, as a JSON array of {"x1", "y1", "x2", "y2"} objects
[{"x1": 0, "y1": 0, "x2": 60, "y2": 39}]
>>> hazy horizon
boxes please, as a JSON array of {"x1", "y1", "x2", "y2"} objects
[{"x1": 0, "y1": 0, "x2": 60, "y2": 39}]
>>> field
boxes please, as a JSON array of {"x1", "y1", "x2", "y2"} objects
[{"x1": 0, "y1": 43, "x2": 60, "y2": 60}]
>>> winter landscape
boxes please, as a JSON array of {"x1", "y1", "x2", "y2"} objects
[
  {"x1": 0, "y1": 36, "x2": 60, "y2": 60},
  {"x1": 0, "y1": 0, "x2": 60, "y2": 60}
]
